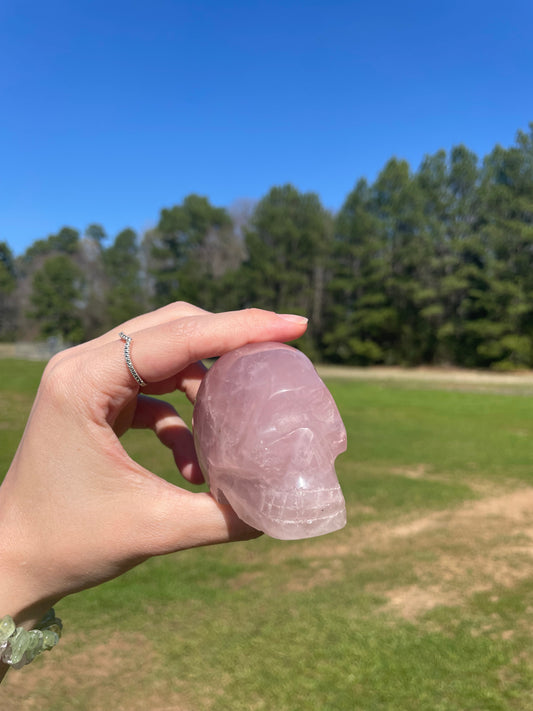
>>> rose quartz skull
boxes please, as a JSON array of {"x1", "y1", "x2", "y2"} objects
[{"x1": 193, "y1": 342, "x2": 347, "y2": 539}]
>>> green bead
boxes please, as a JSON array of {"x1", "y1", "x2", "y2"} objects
[
  {"x1": 6, "y1": 628, "x2": 30, "y2": 666},
  {"x1": 48, "y1": 623, "x2": 62, "y2": 638},
  {"x1": 36, "y1": 609, "x2": 55, "y2": 629},
  {"x1": 42, "y1": 629, "x2": 59, "y2": 651},
  {"x1": 24, "y1": 630, "x2": 44, "y2": 662},
  {"x1": 0, "y1": 615, "x2": 16, "y2": 644}
]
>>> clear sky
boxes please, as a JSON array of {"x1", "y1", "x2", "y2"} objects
[{"x1": 1, "y1": 0, "x2": 533, "y2": 255}]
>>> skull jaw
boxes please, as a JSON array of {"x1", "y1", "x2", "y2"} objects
[{"x1": 210, "y1": 474, "x2": 347, "y2": 540}]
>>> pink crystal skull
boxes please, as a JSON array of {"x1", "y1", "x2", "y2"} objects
[{"x1": 193, "y1": 342, "x2": 347, "y2": 540}]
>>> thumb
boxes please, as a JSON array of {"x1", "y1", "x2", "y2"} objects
[{"x1": 135, "y1": 488, "x2": 262, "y2": 557}]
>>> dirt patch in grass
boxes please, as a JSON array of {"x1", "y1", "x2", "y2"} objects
[
  {"x1": 371, "y1": 487, "x2": 533, "y2": 618},
  {"x1": 389, "y1": 463, "x2": 429, "y2": 479},
  {"x1": 264, "y1": 484, "x2": 533, "y2": 619},
  {"x1": 2, "y1": 630, "x2": 194, "y2": 711},
  {"x1": 386, "y1": 583, "x2": 463, "y2": 618}
]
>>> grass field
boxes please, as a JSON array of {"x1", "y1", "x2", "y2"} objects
[{"x1": 1, "y1": 359, "x2": 533, "y2": 710}]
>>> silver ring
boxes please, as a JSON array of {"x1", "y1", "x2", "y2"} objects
[{"x1": 119, "y1": 332, "x2": 146, "y2": 387}]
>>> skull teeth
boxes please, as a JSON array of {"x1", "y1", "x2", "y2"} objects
[{"x1": 256, "y1": 485, "x2": 346, "y2": 522}]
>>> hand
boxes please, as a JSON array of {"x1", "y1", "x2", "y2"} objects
[{"x1": 0, "y1": 302, "x2": 308, "y2": 631}]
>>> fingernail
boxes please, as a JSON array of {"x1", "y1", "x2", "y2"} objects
[{"x1": 278, "y1": 314, "x2": 308, "y2": 324}]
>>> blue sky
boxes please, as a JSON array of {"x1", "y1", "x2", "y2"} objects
[{"x1": 1, "y1": 0, "x2": 533, "y2": 255}]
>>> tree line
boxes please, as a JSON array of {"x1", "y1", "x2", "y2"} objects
[{"x1": 1, "y1": 124, "x2": 533, "y2": 369}]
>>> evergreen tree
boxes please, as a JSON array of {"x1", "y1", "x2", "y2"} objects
[
  {"x1": 152, "y1": 194, "x2": 235, "y2": 310},
  {"x1": 103, "y1": 228, "x2": 144, "y2": 326},
  {"x1": 239, "y1": 184, "x2": 332, "y2": 355},
  {"x1": 475, "y1": 129, "x2": 533, "y2": 368},
  {"x1": 435, "y1": 145, "x2": 481, "y2": 363},
  {"x1": 369, "y1": 159, "x2": 434, "y2": 363},
  {"x1": 22, "y1": 226, "x2": 80, "y2": 263},
  {"x1": 29, "y1": 255, "x2": 84, "y2": 342},
  {"x1": 84, "y1": 223, "x2": 107, "y2": 246},
  {"x1": 325, "y1": 179, "x2": 394, "y2": 364}
]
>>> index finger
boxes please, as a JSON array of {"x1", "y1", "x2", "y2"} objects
[{"x1": 101, "y1": 308, "x2": 308, "y2": 399}]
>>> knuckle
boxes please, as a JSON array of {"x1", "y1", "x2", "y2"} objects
[
  {"x1": 166, "y1": 300, "x2": 199, "y2": 314},
  {"x1": 40, "y1": 351, "x2": 86, "y2": 403},
  {"x1": 243, "y1": 307, "x2": 268, "y2": 321},
  {"x1": 172, "y1": 316, "x2": 201, "y2": 358},
  {"x1": 172, "y1": 300, "x2": 190, "y2": 310}
]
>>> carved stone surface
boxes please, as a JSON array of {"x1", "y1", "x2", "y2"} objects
[{"x1": 193, "y1": 342, "x2": 347, "y2": 539}]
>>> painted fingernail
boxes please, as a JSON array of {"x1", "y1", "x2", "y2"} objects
[{"x1": 278, "y1": 314, "x2": 308, "y2": 324}]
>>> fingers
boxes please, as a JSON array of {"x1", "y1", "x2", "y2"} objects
[
  {"x1": 132, "y1": 395, "x2": 204, "y2": 484},
  {"x1": 135, "y1": 360, "x2": 208, "y2": 402},
  {"x1": 46, "y1": 303, "x2": 308, "y2": 436},
  {"x1": 53, "y1": 302, "x2": 209, "y2": 364},
  {"x1": 104, "y1": 307, "x2": 308, "y2": 397}
]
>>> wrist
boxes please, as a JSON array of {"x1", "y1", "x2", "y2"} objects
[
  {"x1": 0, "y1": 540, "x2": 58, "y2": 630},
  {"x1": 0, "y1": 476, "x2": 61, "y2": 630},
  {"x1": 0, "y1": 531, "x2": 59, "y2": 633}
]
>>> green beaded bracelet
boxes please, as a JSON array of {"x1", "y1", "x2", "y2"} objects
[{"x1": 0, "y1": 609, "x2": 62, "y2": 669}]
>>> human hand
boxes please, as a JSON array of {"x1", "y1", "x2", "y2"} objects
[{"x1": 0, "y1": 302, "x2": 308, "y2": 631}]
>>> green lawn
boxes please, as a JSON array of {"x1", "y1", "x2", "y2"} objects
[{"x1": 1, "y1": 360, "x2": 532, "y2": 710}]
